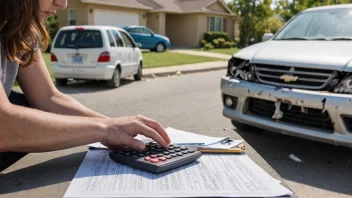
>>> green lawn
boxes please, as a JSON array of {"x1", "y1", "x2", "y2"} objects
[
  {"x1": 143, "y1": 51, "x2": 221, "y2": 69},
  {"x1": 193, "y1": 48, "x2": 240, "y2": 55},
  {"x1": 13, "y1": 51, "x2": 220, "y2": 89}
]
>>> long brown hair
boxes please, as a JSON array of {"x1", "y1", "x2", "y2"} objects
[{"x1": 0, "y1": 0, "x2": 50, "y2": 66}]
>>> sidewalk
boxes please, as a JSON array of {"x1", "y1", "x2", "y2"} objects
[
  {"x1": 143, "y1": 60, "x2": 227, "y2": 78},
  {"x1": 170, "y1": 49, "x2": 232, "y2": 60}
]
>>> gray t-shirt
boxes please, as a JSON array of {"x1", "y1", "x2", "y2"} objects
[{"x1": 0, "y1": 40, "x2": 19, "y2": 97}]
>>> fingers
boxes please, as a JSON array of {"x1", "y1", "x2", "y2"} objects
[
  {"x1": 133, "y1": 121, "x2": 168, "y2": 148},
  {"x1": 136, "y1": 115, "x2": 171, "y2": 146},
  {"x1": 118, "y1": 133, "x2": 146, "y2": 151}
]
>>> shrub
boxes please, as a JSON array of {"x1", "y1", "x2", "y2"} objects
[
  {"x1": 212, "y1": 39, "x2": 219, "y2": 48},
  {"x1": 218, "y1": 38, "x2": 226, "y2": 48},
  {"x1": 204, "y1": 43, "x2": 214, "y2": 50},
  {"x1": 224, "y1": 41, "x2": 232, "y2": 48},
  {"x1": 204, "y1": 32, "x2": 230, "y2": 43},
  {"x1": 199, "y1": 39, "x2": 207, "y2": 47}
]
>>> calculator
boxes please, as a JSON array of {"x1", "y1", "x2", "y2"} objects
[{"x1": 109, "y1": 142, "x2": 202, "y2": 174}]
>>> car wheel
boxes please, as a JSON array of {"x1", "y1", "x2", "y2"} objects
[
  {"x1": 155, "y1": 43, "x2": 165, "y2": 52},
  {"x1": 134, "y1": 62, "x2": 142, "y2": 81},
  {"x1": 55, "y1": 78, "x2": 68, "y2": 86},
  {"x1": 107, "y1": 67, "x2": 121, "y2": 88},
  {"x1": 231, "y1": 120, "x2": 257, "y2": 130}
]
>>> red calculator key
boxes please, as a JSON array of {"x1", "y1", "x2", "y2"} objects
[
  {"x1": 150, "y1": 158, "x2": 160, "y2": 163},
  {"x1": 159, "y1": 157, "x2": 167, "y2": 161},
  {"x1": 150, "y1": 154, "x2": 158, "y2": 158},
  {"x1": 144, "y1": 156, "x2": 151, "y2": 161}
]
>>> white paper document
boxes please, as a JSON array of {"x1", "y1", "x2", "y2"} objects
[
  {"x1": 165, "y1": 127, "x2": 228, "y2": 146},
  {"x1": 64, "y1": 150, "x2": 292, "y2": 198},
  {"x1": 89, "y1": 127, "x2": 235, "y2": 150}
]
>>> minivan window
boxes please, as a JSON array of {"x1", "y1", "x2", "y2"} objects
[
  {"x1": 106, "y1": 30, "x2": 116, "y2": 47},
  {"x1": 119, "y1": 31, "x2": 134, "y2": 48},
  {"x1": 275, "y1": 8, "x2": 352, "y2": 40},
  {"x1": 54, "y1": 30, "x2": 103, "y2": 48},
  {"x1": 111, "y1": 30, "x2": 124, "y2": 47}
]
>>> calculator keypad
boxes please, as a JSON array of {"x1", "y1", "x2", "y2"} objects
[{"x1": 118, "y1": 142, "x2": 197, "y2": 164}]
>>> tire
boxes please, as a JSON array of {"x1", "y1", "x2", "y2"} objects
[
  {"x1": 107, "y1": 67, "x2": 121, "y2": 88},
  {"x1": 231, "y1": 120, "x2": 256, "y2": 130},
  {"x1": 134, "y1": 62, "x2": 143, "y2": 81},
  {"x1": 155, "y1": 43, "x2": 165, "y2": 52},
  {"x1": 55, "y1": 78, "x2": 68, "y2": 86}
]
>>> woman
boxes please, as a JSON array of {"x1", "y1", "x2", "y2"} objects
[{"x1": 0, "y1": 0, "x2": 170, "y2": 172}]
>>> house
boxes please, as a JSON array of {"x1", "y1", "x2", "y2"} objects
[{"x1": 56, "y1": 0, "x2": 240, "y2": 47}]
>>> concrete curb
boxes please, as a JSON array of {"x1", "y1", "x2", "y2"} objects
[
  {"x1": 142, "y1": 60, "x2": 227, "y2": 78},
  {"x1": 143, "y1": 66, "x2": 227, "y2": 78}
]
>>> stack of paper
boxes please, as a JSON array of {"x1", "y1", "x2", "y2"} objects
[
  {"x1": 64, "y1": 150, "x2": 292, "y2": 198},
  {"x1": 89, "y1": 128, "x2": 243, "y2": 150}
]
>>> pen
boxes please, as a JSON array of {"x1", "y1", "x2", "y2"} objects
[{"x1": 177, "y1": 143, "x2": 205, "y2": 146}]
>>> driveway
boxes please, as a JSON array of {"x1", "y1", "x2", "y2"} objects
[{"x1": 170, "y1": 49, "x2": 232, "y2": 60}]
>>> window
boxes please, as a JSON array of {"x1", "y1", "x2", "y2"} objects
[
  {"x1": 54, "y1": 30, "x2": 103, "y2": 48},
  {"x1": 68, "y1": 9, "x2": 76, "y2": 25},
  {"x1": 107, "y1": 30, "x2": 115, "y2": 47},
  {"x1": 208, "y1": 17, "x2": 227, "y2": 32},
  {"x1": 128, "y1": 28, "x2": 141, "y2": 34},
  {"x1": 119, "y1": 31, "x2": 134, "y2": 48},
  {"x1": 111, "y1": 30, "x2": 124, "y2": 47},
  {"x1": 141, "y1": 28, "x2": 153, "y2": 36}
]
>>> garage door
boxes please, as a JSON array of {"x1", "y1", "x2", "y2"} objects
[{"x1": 94, "y1": 9, "x2": 139, "y2": 27}]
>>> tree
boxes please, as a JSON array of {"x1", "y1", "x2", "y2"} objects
[
  {"x1": 228, "y1": 0, "x2": 274, "y2": 47},
  {"x1": 276, "y1": 0, "x2": 350, "y2": 22},
  {"x1": 45, "y1": 14, "x2": 59, "y2": 52}
]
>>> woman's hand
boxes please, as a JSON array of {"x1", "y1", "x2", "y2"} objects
[{"x1": 101, "y1": 115, "x2": 171, "y2": 151}]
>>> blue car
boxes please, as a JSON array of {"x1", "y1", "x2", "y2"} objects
[{"x1": 123, "y1": 26, "x2": 171, "y2": 52}]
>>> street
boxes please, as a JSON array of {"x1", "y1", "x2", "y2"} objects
[
  {"x1": 60, "y1": 70, "x2": 352, "y2": 198},
  {"x1": 1, "y1": 69, "x2": 351, "y2": 198}
]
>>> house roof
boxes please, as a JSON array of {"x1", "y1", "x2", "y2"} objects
[
  {"x1": 139, "y1": 0, "x2": 234, "y2": 15},
  {"x1": 81, "y1": 0, "x2": 235, "y2": 15},
  {"x1": 80, "y1": 0, "x2": 153, "y2": 10}
]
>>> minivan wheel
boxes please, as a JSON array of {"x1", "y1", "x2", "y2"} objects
[
  {"x1": 231, "y1": 120, "x2": 257, "y2": 131},
  {"x1": 156, "y1": 43, "x2": 165, "y2": 52},
  {"x1": 134, "y1": 63, "x2": 142, "y2": 81},
  {"x1": 107, "y1": 68, "x2": 121, "y2": 88},
  {"x1": 55, "y1": 78, "x2": 68, "y2": 86}
]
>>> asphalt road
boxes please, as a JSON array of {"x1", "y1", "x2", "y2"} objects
[{"x1": 1, "y1": 69, "x2": 351, "y2": 198}]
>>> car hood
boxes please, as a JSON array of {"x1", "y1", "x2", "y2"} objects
[{"x1": 234, "y1": 40, "x2": 352, "y2": 72}]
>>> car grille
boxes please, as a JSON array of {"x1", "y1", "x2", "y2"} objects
[
  {"x1": 247, "y1": 98, "x2": 334, "y2": 133},
  {"x1": 254, "y1": 64, "x2": 336, "y2": 90}
]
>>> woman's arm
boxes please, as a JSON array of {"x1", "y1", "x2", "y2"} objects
[
  {"x1": 17, "y1": 50, "x2": 108, "y2": 118},
  {"x1": 0, "y1": 82, "x2": 169, "y2": 153}
]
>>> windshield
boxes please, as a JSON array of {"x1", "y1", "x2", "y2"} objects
[
  {"x1": 274, "y1": 8, "x2": 352, "y2": 40},
  {"x1": 54, "y1": 30, "x2": 103, "y2": 49}
]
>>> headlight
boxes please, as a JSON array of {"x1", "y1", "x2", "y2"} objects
[
  {"x1": 227, "y1": 57, "x2": 252, "y2": 81},
  {"x1": 334, "y1": 76, "x2": 352, "y2": 93}
]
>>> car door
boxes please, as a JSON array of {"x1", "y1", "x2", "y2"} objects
[
  {"x1": 140, "y1": 27, "x2": 156, "y2": 48},
  {"x1": 119, "y1": 30, "x2": 139, "y2": 75},
  {"x1": 105, "y1": 30, "x2": 118, "y2": 68},
  {"x1": 128, "y1": 28, "x2": 143, "y2": 46},
  {"x1": 111, "y1": 29, "x2": 129, "y2": 77}
]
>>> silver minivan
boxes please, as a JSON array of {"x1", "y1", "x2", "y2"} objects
[
  {"x1": 221, "y1": 4, "x2": 352, "y2": 147},
  {"x1": 50, "y1": 26, "x2": 143, "y2": 88}
]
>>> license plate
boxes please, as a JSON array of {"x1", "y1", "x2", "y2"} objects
[{"x1": 72, "y1": 56, "x2": 83, "y2": 64}]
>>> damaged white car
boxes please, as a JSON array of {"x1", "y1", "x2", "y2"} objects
[{"x1": 221, "y1": 4, "x2": 352, "y2": 147}]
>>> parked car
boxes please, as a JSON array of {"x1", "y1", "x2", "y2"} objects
[
  {"x1": 50, "y1": 25, "x2": 143, "y2": 88},
  {"x1": 123, "y1": 26, "x2": 171, "y2": 52},
  {"x1": 221, "y1": 4, "x2": 352, "y2": 148}
]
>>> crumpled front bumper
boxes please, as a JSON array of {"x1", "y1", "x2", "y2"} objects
[{"x1": 221, "y1": 76, "x2": 352, "y2": 148}]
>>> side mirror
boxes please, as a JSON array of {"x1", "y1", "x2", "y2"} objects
[
  {"x1": 262, "y1": 33, "x2": 274, "y2": 42},
  {"x1": 136, "y1": 42, "x2": 142, "y2": 48}
]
